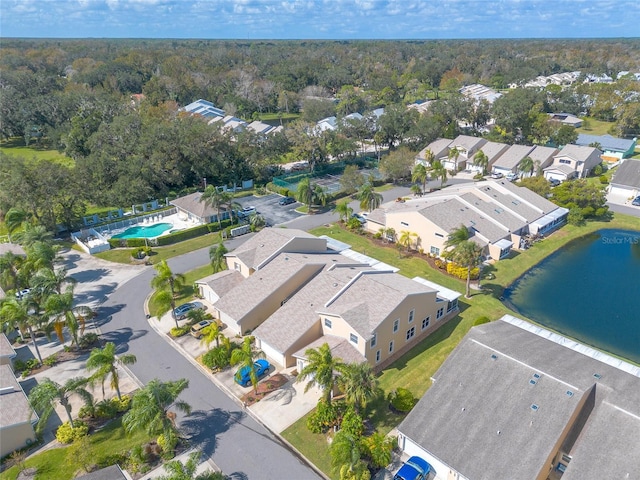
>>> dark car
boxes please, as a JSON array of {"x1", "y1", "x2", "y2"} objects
[
  {"x1": 549, "y1": 178, "x2": 561, "y2": 187},
  {"x1": 394, "y1": 456, "x2": 432, "y2": 480},
  {"x1": 234, "y1": 359, "x2": 270, "y2": 387},
  {"x1": 632, "y1": 196, "x2": 640, "y2": 206},
  {"x1": 279, "y1": 196, "x2": 296, "y2": 206}
]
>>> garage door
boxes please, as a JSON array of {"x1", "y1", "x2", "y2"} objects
[
  {"x1": 399, "y1": 435, "x2": 465, "y2": 480},
  {"x1": 259, "y1": 340, "x2": 285, "y2": 368}
]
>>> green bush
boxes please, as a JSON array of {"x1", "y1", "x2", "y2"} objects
[
  {"x1": 388, "y1": 387, "x2": 416, "y2": 412},
  {"x1": 96, "y1": 452, "x2": 129, "y2": 469},
  {"x1": 55, "y1": 421, "x2": 89, "y2": 444},
  {"x1": 170, "y1": 325, "x2": 191, "y2": 337},
  {"x1": 599, "y1": 175, "x2": 609, "y2": 184},
  {"x1": 95, "y1": 399, "x2": 118, "y2": 419},
  {"x1": 474, "y1": 316, "x2": 491, "y2": 326},
  {"x1": 157, "y1": 433, "x2": 178, "y2": 458},
  {"x1": 13, "y1": 359, "x2": 28, "y2": 373},
  {"x1": 340, "y1": 407, "x2": 364, "y2": 437},
  {"x1": 26, "y1": 358, "x2": 40, "y2": 369},
  {"x1": 346, "y1": 217, "x2": 363, "y2": 230},
  {"x1": 43, "y1": 355, "x2": 58, "y2": 367},
  {"x1": 79, "y1": 333, "x2": 99, "y2": 349},
  {"x1": 306, "y1": 399, "x2": 345, "y2": 434},
  {"x1": 156, "y1": 225, "x2": 210, "y2": 246}
]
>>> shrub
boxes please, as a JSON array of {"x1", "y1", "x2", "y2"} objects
[
  {"x1": 340, "y1": 407, "x2": 364, "y2": 437},
  {"x1": 567, "y1": 208, "x2": 585, "y2": 226},
  {"x1": 114, "y1": 394, "x2": 131, "y2": 412},
  {"x1": 96, "y1": 452, "x2": 129, "y2": 469},
  {"x1": 156, "y1": 225, "x2": 210, "y2": 246},
  {"x1": 346, "y1": 217, "x2": 363, "y2": 230},
  {"x1": 95, "y1": 399, "x2": 119, "y2": 419},
  {"x1": 446, "y1": 262, "x2": 479, "y2": 280},
  {"x1": 388, "y1": 387, "x2": 416, "y2": 412},
  {"x1": 157, "y1": 433, "x2": 178, "y2": 459},
  {"x1": 474, "y1": 316, "x2": 491, "y2": 326},
  {"x1": 26, "y1": 358, "x2": 40, "y2": 370},
  {"x1": 78, "y1": 333, "x2": 99, "y2": 349},
  {"x1": 55, "y1": 421, "x2": 88, "y2": 444},
  {"x1": 13, "y1": 359, "x2": 28, "y2": 373},
  {"x1": 131, "y1": 247, "x2": 146, "y2": 259},
  {"x1": 43, "y1": 355, "x2": 58, "y2": 367},
  {"x1": 202, "y1": 345, "x2": 232, "y2": 371},
  {"x1": 306, "y1": 399, "x2": 344, "y2": 434},
  {"x1": 434, "y1": 259, "x2": 446, "y2": 269},
  {"x1": 170, "y1": 326, "x2": 191, "y2": 337},
  {"x1": 599, "y1": 175, "x2": 609, "y2": 184}
]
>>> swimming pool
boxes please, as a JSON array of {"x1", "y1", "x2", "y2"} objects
[{"x1": 112, "y1": 223, "x2": 173, "y2": 239}]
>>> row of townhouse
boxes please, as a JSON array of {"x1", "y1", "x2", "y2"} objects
[
  {"x1": 365, "y1": 179, "x2": 569, "y2": 261},
  {"x1": 196, "y1": 228, "x2": 460, "y2": 372},
  {"x1": 415, "y1": 134, "x2": 604, "y2": 182},
  {"x1": 182, "y1": 99, "x2": 283, "y2": 135}
]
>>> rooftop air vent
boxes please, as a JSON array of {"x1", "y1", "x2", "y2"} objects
[
  {"x1": 531, "y1": 404, "x2": 539, "y2": 411},
  {"x1": 529, "y1": 379, "x2": 537, "y2": 385},
  {"x1": 566, "y1": 390, "x2": 574, "y2": 397},
  {"x1": 491, "y1": 354, "x2": 498, "y2": 360},
  {"x1": 594, "y1": 373, "x2": 602, "y2": 379},
  {"x1": 533, "y1": 373, "x2": 541, "y2": 379}
]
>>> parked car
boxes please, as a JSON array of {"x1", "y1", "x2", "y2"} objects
[
  {"x1": 237, "y1": 206, "x2": 257, "y2": 218},
  {"x1": 505, "y1": 172, "x2": 518, "y2": 182},
  {"x1": 490, "y1": 171, "x2": 503, "y2": 179},
  {"x1": 173, "y1": 301, "x2": 205, "y2": 320},
  {"x1": 394, "y1": 456, "x2": 432, "y2": 480},
  {"x1": 190, "y1": 320, "x2": 212, "y2": 338},
  {"x1": 632, "y1": 196, "x2": 640, "y2": 206},
  {"x1": 234, "y1": 359, "x2": 270, "y2": 387},
  {"x1": 14, "y1": 288, "x2": 31, "y2": 299},
  {"x1": 351, "y1": 213, "x2": 367, "y2": 225},
  {"x1": 548, "y1": 178, "x2": 561, "y2": 187},
  {"x1": 279, "y1": 196, "x2": 296, "y2": 206}
]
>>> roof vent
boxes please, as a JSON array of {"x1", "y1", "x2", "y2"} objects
[
  {"x1": 593, "y1": 373, "x2": 602, "y2": 379},
  {"x1": 491, "y1": 354, "x2": 498, "y2": 360},
  {"x1": 566, "y1": 390, "x2": 574, "y2": 397},
  {"x1": 531, "y1": 404, "x2": 539, "y2": 411},
  {"x1": 333, "y1": 283, "x2": 338, "y2": 287},
  {"x1": 529, "y1": 379, "x2": 537, "y2": 385},
  {"x1": 533, "y1": 373, "x2": 541, "y2": 379}
]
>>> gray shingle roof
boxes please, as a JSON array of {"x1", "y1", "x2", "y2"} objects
[
  {"x1": 492, "y1": 144, "x2": 535, "y2": 170},
  {"x1": 528, "y1": 145, "x2": 558, "y2": 165},
  {"x1": 491, "y1": 179, "x2": 558, "y2": 214},
  {"x1": 169, "y1": 192, "x2": 217, "y2": 219},
  {"x1": 0, "y1": 364, "x2": 37, "y2": 429},
  {"x1": 292, "y1": 335, "x2": 366, "y2": 365},
  {"x1": 449, "y1": 135, "x2": 487, "y2": 154},
  {"x1": 398, "y1": 318, "x2": 640, "y2": 480},
  {"x1": 556, "y1": 144, "x2": 600, "y2": 162},
  {"x1": 459, "y1": 192, "x2": 527, "y2": 232},
  {"x1": 611, "y1": 159, "x2": 640, "y2": 189},
  {"x1": 477, "y1": 141, "x2": 510, "y2": 164},
  {"x1": 576, "y1": 133, "x2": 635, "y2": 153},
  {"x1": 196, "y1": 270, "x2": 244, "y2": 298},
  {"x1": 417, "y1": 138, "x2": 452, "y2": 162},
  {"x1": 544, "y1": 164, "x2": 576, "y2": 175},
  {"x1": 0, "y1": 333, "x2": 16, "y2": 359},
  {"x1": 75, "y1": 465, "x2": 128, "y2": 480}
]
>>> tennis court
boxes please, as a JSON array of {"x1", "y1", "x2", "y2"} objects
[{"x1": 273, "y1": 165, "x2": 382, "y2": 194}]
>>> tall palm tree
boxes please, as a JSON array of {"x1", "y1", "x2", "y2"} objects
[
  {"x1": 200, "y1": 321, "x2": 222, "y2": 349},
  {"x1": 201, "y1": 185, "x2": 227, "y2": 229},
  {"x1": 333, "y1": 201, "x2": 353, "y2": 223},
  {"x1": 357, "y1": 183, "x2": 383, "y2": 212},
  {"x1": 30, "y1": 267, "x2": 76, "y2": 296},
  {"x1": 431, "y1": 160, "x2": 448, "y2": 187},
  {"x1": 444, "y1": 224, "x2": 469, "y2": 253},
  {"x1": 44, "y1": 286, "x2": 86, "y2": 347},
  {"x1": 518, "y1": 156, "x2": 535, "y2": 178},
  {"x1": 86, "y1": 342, "x2": 137, "y2": 400},
  {"x1": 412, "y1": 163, "x2": 429, "y2": 194},
  {"x1": 297, "y1": 342, "x2": 345, "y2": 405},
  {"x1": 23, "y1": 241, "x2": 58, "y2": 274},
  {"x1": 449, "y1": 240, "x2": 484, "y2": 298},
  {"x1": 448, "y1": 146, "x2": 461, "y2": 172},
  {"x1": 398, "y1": 230, "x2": 418, "y2": 252},
  {"x1": 123, "y1": 378, "x2": 191, "y2": 441},
  {"x1": 0, "y1": 297, "x2": 44, "y2": 363},
  {"x1": 248, "y1": 212, "x2": 266, "y2": 231},
  {"x1": 296, "y1": 177, "x2": 313, "y2": 209},
  {"x1": 17, "y1": 224, "x2": 53, "y2": 249},
  {"x1": 0, "y1": 252, "x2": 25, "y2": 293},
  {"x1": 151, "y1": 260, "x2": 186, "y2": 329},
  {"x1": 209, "y1": 240, "x2": 228, "y2": 273},
  {"x1": 4, "y1": 207, "x2": 29, "y2": 242},
  {"x1": 29, "y1": 377, "x2": 93, "y2": 432},
  {"x1": 230, "y1": 337, "x2": 265, "y2": 394},
  {"x1": 473, "y1": 149, "x2": 489, "y2": 175},
  {"x1": 337, "y1": 362, "x2": 378, "y2": 413}
]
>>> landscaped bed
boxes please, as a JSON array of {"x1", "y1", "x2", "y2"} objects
[{"x1": 241, "y1": 373, "x2": 289, "y2": 406}]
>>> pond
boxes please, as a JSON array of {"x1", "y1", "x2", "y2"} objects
[{"x1": 504, "y1": 229, "x2": 640, "y2": 365}]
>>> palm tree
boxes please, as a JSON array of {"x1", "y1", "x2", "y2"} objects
[
  {"x1": 200, "y1": 321, "x2": 222, "y2": 349},
  {"x1": 431, "y1": 160, "x2": 448, "y2": 187},
  {"x1": 248, "y1": 212, "x2": 266, "y2": 231},
  {"x1": 123, "y1": 378, "x2": 191, "y2": 442},
  {"x1": 330, "y1": 430, "x2": 366, "y2": 478},
  {"x1": 86, "y1": 342, "x2": 137, "y2": 401},
  {"x1": 362, "y1": 432, "x2": 395, "y2": 469},
  {"x1": 30, "y1": 267, "x2": 76, "y2": 296},
  {"x1": 518, "y1": 156, "x2": 535, "y2": 178},
  {"x1": 444, "y1": 224, "x2": 469, "y2": 253},
  {"x1": 17, "y1": 224, "x2": 53, "y2": 249},
  {"x1": 448, "y1": 146, "x2": 461, "y2": 172},
  {"x1": 337, "y1": 362, "x2": 378, "y2": 413},
  {"x1": 151, "y1": 260, "x2": 186, "y2": 329},
  {"x1": 333, "y1": 201, "x2": 353, "y2": 223},
  {"x1": 201, "y1": 185, "x2": 228, "y2": 229},
  {"x1": 28, "y1": 377, "x2": 93, "y2": 432},
  {"x1": 0, "y1": 252, "x2": 25, "y2": 293},
  {"x1": 157, "y1": 450, "x2": 224, "y2": 480},
  {"x1": 4, "y1": 207, "x2": 29, "y2": 242},
  {"x1": 23, "y1": 241, "x2": 58, "y2": 274},
  {"x1": 410, "y1": 183, "x2": 423, "y2": 197},
  {"x1": 297, "y1": 342, "x2": 345, "y2": 405},
  {"x1": 44, "y1": 286, "x2": 86, "y2": 347},
  {"x1": 230, "y1": 337, "x2": 265, "y2": 394},
  {"x1": 296, "y1": 177, "x2": 313, "y2": 209},
  {"x1": 1, "y1": 297, "x2": 44, "y2": 363},
  {"x1": 209, "y1": 240, "x2": 228, "y2": 273},
  {"x1": 357, "y1": 183, "x2": 383, "y2": 212},
  {"x1": 473, "y1": 149, "x2": 489, "y2": 175},
  {"x1": 412, "y1": 163, "x2": 429, "y2": 194},
  {"x1": 449, "y1": 240, "x2": 484, "y2": 298},
  {"x1": 398, "y1": 230, "x2": 418, "y2": 253}
]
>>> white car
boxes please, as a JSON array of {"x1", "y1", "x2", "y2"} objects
[
  {"x1": 490, "y1": 172, "x2": 503, "y2": 179},
  {"x1": 237, "y1": 206, "x2": 256, "y2": 218},
  {"x1": 505, "y1": 172, "x2": 518, "y2": 182}
]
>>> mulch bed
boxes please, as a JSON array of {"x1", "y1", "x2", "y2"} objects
[{"x1": 240, "y1": 373, "x2": 290, "y2": 406}]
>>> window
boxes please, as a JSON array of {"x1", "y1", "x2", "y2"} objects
[
  {"x1": 376, "y1": 350, "x2": 381, "y2": 363},
  {"x1": 435, "y1": 232, "x2": 444, "y2": 238},
  {"x1": 393, "y1": 319, "x2": 399, "y2": 333},
  {"x1": 406, "y1": 327, "x2": 415, "y2": 341},
  {"x1": 389, "y1": 341, "x2": 394, "y2": 353},
  {"x1": 324, "y1": 318, "x2": 332, "y2": 329},
  {"x1": 401, "y1": 221, "x2": 409, "y2": 227},
  {"x1": 350, "y1": 333, "x2": 358, "y2": 345},
  {"x1": 447, "y1": 299, "x2": 458, "y2": 312},
  {"x1": 370, "y1": 333, "x2": 377, "y2": 348},
  {"x1": 408, "y1": 309, "x2": 415, "y2": 323},
  {"x1": 422, "y1": 316, "x2": 430, "y2": 330},
  {"x1": 430, "y1": 246, "x2": 440, "y2": 256},
  {"x1": 559, "y1": 159, "x2": 571, "y2": 164},
  {"x1": 437, "y1": 307, "x2": 444, "y2": 319},
  {"x1": 234, "y1": 262, "x2": 241, "y2": 271}
]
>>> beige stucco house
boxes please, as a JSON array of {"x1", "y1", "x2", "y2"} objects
[
  {"x1": 543, "y1": 144, "x2": 603, "y2": 182},
  {"x1": 0, "y1": 333, "x2": 17, "y2": 368},
  {"x1": 0, "y1": 364, "x2": 38, "y2": 457},
  {"x1": 366, "y1": 180, "x2": 568, "y2": 260}
]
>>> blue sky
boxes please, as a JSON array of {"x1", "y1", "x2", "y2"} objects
[{"x1": 1, "y1": 0, "x2": 638, "y2": 39}]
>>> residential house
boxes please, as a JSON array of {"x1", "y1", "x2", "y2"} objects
[
  {"x1": 407, "y1": 100, "x2": 432, "y2": 114},
  {"x1": 0, "y1": 364, "x2": 38, "y2": 457},
  {"x1": 0, "y1": 333, "x2": 16, "y2": 368},
  {"x1": 609, "y1": 159, "x2": 640, "y2": 199},
  {"x1": 396, "y1": 315, "x2": 640, "y2": 480},
  {"x1": 548, "y1": 113, "x2": 583, "y2": 128},
  {"x1": 182, "y1": 99, "x2": 225, "y2": 120},
  {"x1": 491, "y1": 144, "x2": 536, "y2": 177},
  {"x1": 415, "y1": 138, "x2": 452, "y2": 166},
  {"x1": 523, "y1": 145, "x2": 559, "y2": 177},
  {"x1": 575, "y1": 134, "x2": 637, "y2": 161},
  {"x1": 316, "y1": 116, "x2": 338, "y2": 132},
  {"x1": 75, "y1": 465, "x2": 128, "y2": 480},
  {"x1": 467, "y1": 141, "x2": 509, "y2": 174},
  {"x1": 441, "y1": 135, "x2": 487, "y2": 172},
  {"x1": 247, "y1": 120, "x2": 283, "y2": 136},
  {"x1": 169, "y1": 191, "x2": 230, "y2": 226},
  {"x1": 201, "y1": 229, "x2": 459, "y2": 370},
  {"x1": 365, "y1": 180, "x2": 568, "y2": 260},
  {"x1": 543, "y1": 144, "x2": 602, "y2": 182},
  {"x1": 459, "y1": 84, "x2": 502, "y2": 104}
]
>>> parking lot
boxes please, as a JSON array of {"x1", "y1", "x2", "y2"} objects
[{"x1": 235, "y1": 193, "x2": 303, "y2": 226}]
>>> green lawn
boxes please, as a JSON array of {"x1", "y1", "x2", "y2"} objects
[
  {"x1": 255, "y1": 112, "x2": 300, "y2": 122},
  {"x1": 96, "y1": 232, "x2": 222, "y2": 265},
  {"x1": 0, "y1": 138, "x2": 74, "y2": 167},
  {"x1": 282, "y1": 214, "x2": 640, "y2": 478},
  {"x1": 0, "y1": 418, "x2": 151, "y2": 480},
  {"x1": 576, "y1": 116, "x2": 615, "y2": 136}
]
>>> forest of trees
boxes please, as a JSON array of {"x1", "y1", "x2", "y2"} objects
[{"x1": 1, "y1": 38, "x2": 639, "y2": 232}]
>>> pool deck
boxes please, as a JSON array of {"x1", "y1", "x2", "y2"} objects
[{"x1": 107, "y1": 212, "x2": 197, "y2": 239}]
